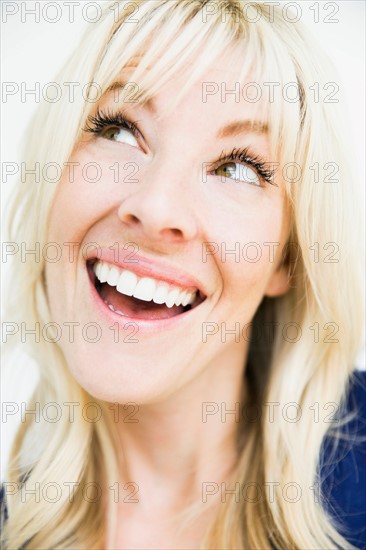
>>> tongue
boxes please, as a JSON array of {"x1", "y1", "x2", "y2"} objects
[{"x1": 100, "y1": 284, "x2": 186, "y2": 320}]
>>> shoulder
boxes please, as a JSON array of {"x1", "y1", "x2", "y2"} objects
[{"x1": 320, "y1": 369, "x2": 366, "y2": 549}]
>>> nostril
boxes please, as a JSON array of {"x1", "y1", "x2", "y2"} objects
[{"x1": 123, "y1": 213, "x2": 140, "y2": 224}]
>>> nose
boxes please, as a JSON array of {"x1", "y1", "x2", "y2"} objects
[{"x1": 117, "y1": 165, "x2": 199, "y2": 243}]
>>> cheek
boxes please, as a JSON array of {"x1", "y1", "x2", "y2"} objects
[
  {"x1": 48, "y1": 150, "x2": 123, "y2": 241},
  {"x1": 47, "y1": 142, "x2": 137, "y2": 271},
  {"x1": 45, "y1": 151, "x2": 122, "y2": 316},
  {"x1": 203, "y1": 187, "x2": 289, "y2": 296}
]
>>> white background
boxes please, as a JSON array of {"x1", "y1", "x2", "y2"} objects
[{"x1": 1, "y1": 1, "x2": 365, "y2": 478}]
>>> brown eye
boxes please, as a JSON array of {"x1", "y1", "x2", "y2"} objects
[
  {"x1": 101, "y1": 126, "x2": 139, "y2": 147},
  {"x1": 215, "y1": 162, "x2": 260, "y2": 185}
]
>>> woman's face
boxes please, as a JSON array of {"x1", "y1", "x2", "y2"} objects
[{"x1": 45, "y1": 48, "x2": 291, "y2": 404}]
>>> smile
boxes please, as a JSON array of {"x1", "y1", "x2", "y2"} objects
[{"x1": 87, "y1": 259, "x2": 207, "y2": 322}]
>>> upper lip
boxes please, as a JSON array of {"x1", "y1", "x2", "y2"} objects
[{"x1": 86, "y1": 247, "x2": 208, "y2": 296}]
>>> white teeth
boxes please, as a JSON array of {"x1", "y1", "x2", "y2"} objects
[
  {"x1": 165, "y1": 287, "x2": 180, "y2": 308},
  {"x1": 93, "y1": 262, "x2": 102, "y2": 279},
  {"x1": 133, "y1": 277, "x2": 157, "y2": 302},
  {"x1": 107, "y1": 266, "x2": 120, "y2": 287},
  {"x1": 116, "y1": 270, "x2": 138, "y2": 296},
  {"x1": 99, "y1": 263, "x2": 109, "y2": 283},
  {"x1": 152, "y1": 283, "x2": 170, "y2": 304},
  {"x1": 104, "y1": 299, "x2": 124, "y2": 316},
  {"x1": 94, "y1": 261, "x2": 200, "y2": 308},
  {"x1": 181, "y1": 292, "x2": 190, "y2": 307},
  {"x1": 175, "y1": 290, "x2": 196, "y2": 307},
  {"x1": 174, "y1": 290, "x2": 185, "y2": 306}
]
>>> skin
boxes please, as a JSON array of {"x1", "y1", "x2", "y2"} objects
[{"x1": 45, "y1": 47, "x2": 291, "y2": 548}]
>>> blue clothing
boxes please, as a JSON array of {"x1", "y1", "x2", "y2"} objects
[
  {"x1": 1, "y1": 370, "x2": 365, "y2": 549},
  {"x1": 319, "y1": 369, "x2": 366, "y2": 549}
]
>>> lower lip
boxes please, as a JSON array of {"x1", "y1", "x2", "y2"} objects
[{"x1": 86, "y1": 263, "x2": 205, "y2": 334}]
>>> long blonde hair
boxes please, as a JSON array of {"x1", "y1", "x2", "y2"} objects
[{"x1": 2, "y1": 1, "x2": 364, "y2": 548}]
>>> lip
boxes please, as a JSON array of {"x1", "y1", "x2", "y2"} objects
[
  {"x1": 86, "y1": 261, "x2": 207, "y2": 333},
  {"x1": 86, "y1": 247, "x2": 208, "y2": 296}
]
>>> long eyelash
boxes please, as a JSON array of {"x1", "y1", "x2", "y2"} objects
[
  {"x1": 216, "y1": 147, "x2": 278, "y2": 186},
  {"x1": 83, "y1": 108, "x2": 141, "y2": 137},
  {"x1": 83, "y1": 115, "x2": 276, "y2": 186}
]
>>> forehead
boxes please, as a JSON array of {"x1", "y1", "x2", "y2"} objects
[
  {"x1": 100, "y1": 46, "x2": 269, "y2": 128},
  {"x1": 88, "y1": 11, "x2": 302, "y2": 167}
]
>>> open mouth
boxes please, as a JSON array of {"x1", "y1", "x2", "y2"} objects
[{"x1": 87, "y1": 259, "x2": 206, "y2": 321}]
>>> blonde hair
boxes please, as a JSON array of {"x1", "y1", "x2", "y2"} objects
[{"x1": 2, "y1": 1, "x2": 364, "y2": 548}]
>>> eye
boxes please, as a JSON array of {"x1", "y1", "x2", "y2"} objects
[
  {"x1": 101, "y1": 126, "x2": 139, "y2": 148},
  {"x1": 84, "y1": 109, "x2": 145, "y2": 151},
  {"x1": 215, "y1": 162, "x2": 260, "y2": 186},
  {"x1": 210, "y1": 147, "x2": 276, "y2": 188}
]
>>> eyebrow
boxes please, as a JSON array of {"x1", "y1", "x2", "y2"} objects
[
  {"x1": 104, "y1": 80, "x2": 156, "y2": 112},
  {"x1": 216, "y1": 120, "x2": 268, "y2": 138},
  {"x1": 103, "y1": 81, "x2": 268, "y2": 136}
]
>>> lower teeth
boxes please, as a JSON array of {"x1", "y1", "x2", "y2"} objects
[
  {"x1": 103, "y1": 297, "x2": 192, "y2": 318},
  {"x1": 104, "y1": 299, "x2": 126, "y2": 317}
]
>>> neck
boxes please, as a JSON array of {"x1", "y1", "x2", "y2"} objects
[{"x1": 109, "y1": 342, "x2": 249, "y2": 512}]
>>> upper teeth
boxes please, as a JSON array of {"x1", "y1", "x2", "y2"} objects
[{"x1": 93, "y1": 261, "x2": 197, "y2": 308}]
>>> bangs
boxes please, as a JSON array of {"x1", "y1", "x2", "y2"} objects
[{"x1": 87, "y1": 0, "x2": 303, "y2": 182}]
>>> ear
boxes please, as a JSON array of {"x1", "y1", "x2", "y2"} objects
[{"x1": 264, "y1": 263, "x2": 291, "y2": 297}]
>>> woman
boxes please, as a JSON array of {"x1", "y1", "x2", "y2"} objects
[{"x1": 2, "y1": 0, "x2": 365, "y2": 548}]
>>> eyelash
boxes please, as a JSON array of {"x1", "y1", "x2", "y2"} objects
[
  {"x1": 212, "y1": 148, "x2": 277, "y2": 187},
  {"x1": 84, "y1": 110, "x2": 276, "y2": 187},
  {"x1": 84, "y1": 108, "x2": 141, "y2": 139}
]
